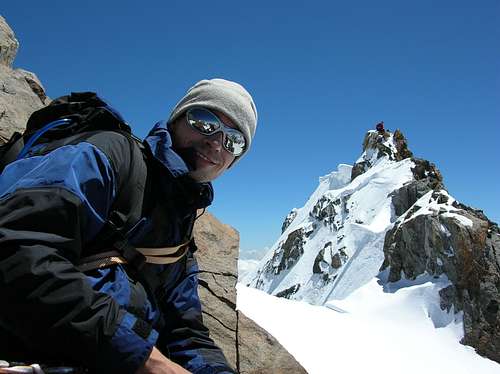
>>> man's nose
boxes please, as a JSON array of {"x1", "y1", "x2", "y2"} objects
[{"x1": 206, "y1": 131, "x2": 224, "y2": 151}]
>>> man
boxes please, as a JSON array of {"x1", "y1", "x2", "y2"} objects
[{"x1": 0, "y1": 79, "x2": 257, "y2": 373}]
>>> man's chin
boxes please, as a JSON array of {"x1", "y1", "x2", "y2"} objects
[{"x1": 188, "y1": 168, "x2": 217, "y2": 183}]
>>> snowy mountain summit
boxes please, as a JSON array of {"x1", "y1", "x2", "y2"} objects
[{"x1": 245, "y1": 128, "x2": 500, "y2": 364}]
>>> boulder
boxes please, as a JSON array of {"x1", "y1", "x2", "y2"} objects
[
  {"x1": 0, "y1": 15, "x2": 48, "y2": 144},
  {"x1": 237, "y1": 312, "x2": 307, "y2": 374},
  {"x1": 194, "y1": 212, "x2": 307, "y2": 373},
  {"x1": 0, "y1": 15, "x2": 18, "y2": 68}
]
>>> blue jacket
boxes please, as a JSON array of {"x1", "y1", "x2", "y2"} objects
[{"x1": 0, "y1": 120, "x2": 235, "y2": 374}]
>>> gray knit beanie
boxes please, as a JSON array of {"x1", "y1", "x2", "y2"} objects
[{"x1": 168, "y1": 78, "x2": 258, "y2": 164}]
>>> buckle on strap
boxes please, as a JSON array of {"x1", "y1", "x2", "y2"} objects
[
  {"x1": 113, "y1": 238, "x2": 146, "y2": 270},
  {"x1": 76, "y1": 250, "x2": 127, "y2": 272}
]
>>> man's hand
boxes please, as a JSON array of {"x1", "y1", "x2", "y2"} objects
[{"x1": 136, "y1": 347, "x2": 192, "y2": 374}]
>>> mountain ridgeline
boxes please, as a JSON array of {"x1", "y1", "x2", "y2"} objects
[{"x1": 244, "y1": 128, "x2": 500, "y2": 363}]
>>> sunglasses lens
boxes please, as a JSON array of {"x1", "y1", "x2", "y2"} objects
[
  {"x1": 187, "y1": 108, "x2": 246, "y2": 156},
  {"x1": 223, "y1": 130, "x2": 246, "y2": 156},
  {"x1": 187, "y1": 108, "x2": 220, "y2": 134}
]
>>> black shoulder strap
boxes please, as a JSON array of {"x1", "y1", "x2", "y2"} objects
[{"x1": 84, "y1": 132, "x2": 147, "y2": 252}]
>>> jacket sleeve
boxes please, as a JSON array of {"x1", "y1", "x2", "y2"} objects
[
  {"x1": 157, "y1": 251, "x2": 236, "y2": 374},
  {"x1": 0, "y1": 142, "x2": 157, "y2": 373}
]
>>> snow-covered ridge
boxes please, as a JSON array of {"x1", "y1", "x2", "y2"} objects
[
  {"x1": 242, "y1": 128, "x2": 500, "y2": 365},
  {"x1": 244, "y1": 130, "x2": 415, "y2": 302}
]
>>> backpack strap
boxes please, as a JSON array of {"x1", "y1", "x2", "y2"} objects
[
  {"x1": 79, "y1": 131, "x2": 194, "y2": 272},
  {"x1": 76, "y1": 239, "x2": 193, "y2": 272}
]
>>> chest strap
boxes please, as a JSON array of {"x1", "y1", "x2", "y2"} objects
[{"x1": 76, "y1": 240, "x2": 191, "y2": 272}]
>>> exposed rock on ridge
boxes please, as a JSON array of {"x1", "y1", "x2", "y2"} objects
[
  {"x1": 0, "y1": 15, "x2": 18, "y2": 67},
  {"x1": 368, "y1": 130, "x2": 500, "y2": 363},
  {"x1": 382, "y1": 186, "x2": 500, "y2": 363},
  {"x1": 194, "y1": 212, "x2": 307, "y2": 373},
  {"x1": 351, "y1": 129, "x2": 414, "y2": 181}
]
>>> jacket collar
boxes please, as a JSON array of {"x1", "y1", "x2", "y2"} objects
[{"x1": 144, "y1": 120, "x2": 213, "y2": 209}]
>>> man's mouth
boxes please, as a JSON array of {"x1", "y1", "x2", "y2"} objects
[{"x1": 196, "y1": 151, "x2": 218, "y2": 165}]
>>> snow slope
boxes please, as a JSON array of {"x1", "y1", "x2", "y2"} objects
[{"x1": 237, "y1": 280, "x2": 500, "y2": 374}]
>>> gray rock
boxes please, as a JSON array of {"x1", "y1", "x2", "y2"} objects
[
  {"x1": 17, "y1": 69, "x2": 48, "y2": 104},
  {"x1": 275, "y1": 284, "x2": 301, "y2": 299},
  {"x1": 393, "y1": 129, "x2": 413, "y2": 160},
  {"x1": 194, "y1": 212, "x2": 307, "y2": 373},
  {"x1": 0, "y1": 16, "x2": 48, "y2": 144},
  {"x1": 389, "y1": 179, "x2": 434, "y2": 217},
  {"x1": 310, "y1": 195, "x2": 337, "y2": 226},
  {"x1": 351, "y1": 129, "x2": 414, "y2": 181},
  {"x1": 237, "y1": 312, "x2": 307, "y2": 374},
  {"x1": 410, "y1": 158, "x2": 443, "y2": 190},
  {"x1": 281, "y1": 208, "x2": 298, "y2": 234},
  {"x1": 382, "y1": 194, "x2": 500, "y2": 364},
  {"x1": 275, "y1": 228, "x2": 306, "y2": 273},
  {"x1": 350, "y1": 160, "x2": 371, "y2": 181},
  {"x1": 0, "y1": 16, "x2": 18, "y2": 68}
]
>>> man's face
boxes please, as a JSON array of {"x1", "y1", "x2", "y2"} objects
[{"x1": 170, "y1": 109, "x2": 237, "y2": 182}]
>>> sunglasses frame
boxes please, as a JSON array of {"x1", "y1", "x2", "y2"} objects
[{"x1": 186, "y1": 107, "x2": 246, "y2": 157}]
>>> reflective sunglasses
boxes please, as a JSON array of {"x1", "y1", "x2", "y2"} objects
[{"x1": 186, "y1": 107, "x2": 246, "y2": 156}]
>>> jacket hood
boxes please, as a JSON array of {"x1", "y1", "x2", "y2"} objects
[{"x1": 144, "y1": 120, "x2": 213, "y2": 208}]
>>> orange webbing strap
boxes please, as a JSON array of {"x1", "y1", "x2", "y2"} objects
[
  {"x1": 76, "y1": 240, "x2": 191, "y2": 272},
  {"x1": 76, "y1": 250, "x2": 127, "y2": 272}
]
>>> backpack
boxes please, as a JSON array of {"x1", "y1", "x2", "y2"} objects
[
  {"x1": 0, "y1": 92, "x2": 135, "y2": 173},
  {"x1": 0, "y1": 92, "x2": 192, "y2": 271}
]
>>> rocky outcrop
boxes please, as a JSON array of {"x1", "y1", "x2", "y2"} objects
[
  {"x1": 393, "y1": 129, "x2": 413, "y2": 160},
  {"x1": 350, "y1": 160, "x2": 371, "y2": 181},
  {"x1": 194, "y1": 212, "x2": 240, "y2": 366},
  {"x1": 281, "y1": 208, "x2": 298, "y2": 234},
  {"x1": 237, "y1": 313, "x2": 307, "y2": 374},
  {"x1": 0, "y1": 15, "x2": 18, "y2": 67},
  {"x1": 382, "y1": 180, "x2": 500, "y2": 363},
  {"x1": 351, "y1": 129, "x2": 414, "y2": 181},
  {"x1": 194, "y1": 212, "x2": 307, "y2": 373},
  {"x1": 0, "y1": 15, "x2": 47, "y2": 143}
]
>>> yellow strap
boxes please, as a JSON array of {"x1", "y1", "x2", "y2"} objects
[
  {"x1": 136, "y1": 240, "x2": 190, "y2": 256},
  {"x1": 142, "y1": 246, "x2": 189, "y2": 264},
  {"x1": 77, "y1": 242, "x2": 190, "y2": 271}
]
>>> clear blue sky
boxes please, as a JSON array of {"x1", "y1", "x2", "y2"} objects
[{"x1": 2, "y1": 1, "x2": 499, "y2": 253}]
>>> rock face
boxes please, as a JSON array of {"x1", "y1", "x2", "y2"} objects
[
  {"x1": 281, "y1": 208, "x2": 298, "y2": 234},
  {"x1": 194, "y1": 212, "x2": 307, "y2": 373},
  {"x1": 1, "y1": 16, "x2": 306, "y2": 373},
  {"x1": 0, "y1": 15, "x2": 47, "y2": 143},
  {"x1": 382, "y1": 188, "x2": 500, "y2": 363}
]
